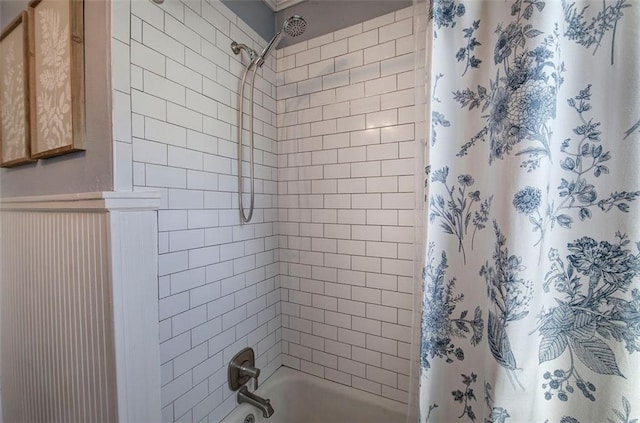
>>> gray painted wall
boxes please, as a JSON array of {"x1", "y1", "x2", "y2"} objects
[
  {"x1": 276, "y1": 0, "x2": 412, "y2": 47},
  {"x1": 0, "y1": 0, "x2": 25, "y2": 27},
  {"x1": 0, "y1": 0, "x2": 113, "y2": 197},
  {"x1": 218, "y1": 0, "x2": 413, "y2": 49},
  {"x1": 221, "y1": 0, "x2": 275, "y2": 41}
]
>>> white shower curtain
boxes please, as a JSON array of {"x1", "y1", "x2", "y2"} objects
[{"x1": 418, "y1": 0, "x2": 640, "y2": 421}]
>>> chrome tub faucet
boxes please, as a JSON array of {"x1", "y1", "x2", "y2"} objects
[
  {"x1": 228, "y1": 348, "x2": 274, "y2": 418},
  {"x1": 237, "y1": 385, "x2": 274, "y2": 418}
]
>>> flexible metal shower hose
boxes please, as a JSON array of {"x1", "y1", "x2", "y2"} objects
[{"x1": 237, "y1": 62, "x2": 258, "y2": 223}]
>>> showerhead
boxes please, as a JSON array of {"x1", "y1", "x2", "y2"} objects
[
  {"x1": 255, "y1": 15, "x2": 307, "y2": 68},
  {"x1": 283, "y1": 15, "x2": 306, "y2": 37}
]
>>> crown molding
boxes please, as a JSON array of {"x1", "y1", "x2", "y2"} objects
[
  {"x1": 276, "y1": 0, "x2": 307, "y2": 11},
  {"x1": 262, "y1": 0, "x2": 307, "y2": 12},
  {"x1": 262, "y1": 0, "x2": 277, "y2": 11}
]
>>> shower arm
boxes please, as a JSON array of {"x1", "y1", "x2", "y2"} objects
[{"x1": 231, "y1": 41, "x2": 258, "y2": 64}]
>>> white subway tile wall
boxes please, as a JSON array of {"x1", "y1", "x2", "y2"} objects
[
  {"x1": 276, "y1": 8, "x2": 415, "y2": 404},
  {"x1": 112, "y1": 0, "x2": 415, "y2": 420},
  {"x1": 112, "y1": 1, "x2": 281, "y2": 422}
]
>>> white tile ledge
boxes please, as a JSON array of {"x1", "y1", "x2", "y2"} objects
[{"x1": 0, "y1": 191, "x2": 161, "y2": 211}]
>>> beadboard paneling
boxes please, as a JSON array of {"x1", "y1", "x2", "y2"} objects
[{"x1": 0, "y1": 210, "x2": 118, "y2": 422}]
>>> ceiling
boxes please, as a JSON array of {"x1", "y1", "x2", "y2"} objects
[{"x1": 262, "y1": 0, "x2": 307, "y2": 12}]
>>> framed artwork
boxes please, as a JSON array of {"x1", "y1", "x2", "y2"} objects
[
  {"x1": 0, "y1": 12, "x2": 34, "y2": 167},
  {"x1": 28, "y1": 0, "x2": 85, "y2": 159}
]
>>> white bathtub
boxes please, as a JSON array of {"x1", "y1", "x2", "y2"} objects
[{"x1": 221, "y1": 367, "x2": 408, "y2": 423}]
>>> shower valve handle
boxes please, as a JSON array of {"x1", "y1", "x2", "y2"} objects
[{"x1": 239, "y1": 363, "x2": 260, "y2": 390}]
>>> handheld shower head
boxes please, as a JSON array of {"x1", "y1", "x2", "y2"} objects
[
  {"x1": 255, "y1": 15, "x2": 307, "y2": 68},
  {"x1": 283, "y1": 15, "x2": 306, "y2": 37}
]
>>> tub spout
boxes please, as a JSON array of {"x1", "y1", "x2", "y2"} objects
[{"x1": 237, "y1": 386, "x2": 274, "y2": 418}]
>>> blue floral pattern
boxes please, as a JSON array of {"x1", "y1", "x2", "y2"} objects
[
  {"x1": 481, "y1": 222, "x2": 533, "y2": 390},
  {"x1": 451, "y1": 373, "x2": 479, "y2": 421},
  {"x1": 514, "y1": 86, "x2": 640, "y2": 257},
  {"x1": 431, "y1": 0, "x2": 466, "y2": 30},
  {"x1": 457, "y1": 20, "x2": 482, "y2": 76},
  {"x1": 551, "y1": 396, "x2": 637, "y2": 423},
  {"x1": 562, "y1": 0, "x2": 631, "y2": 65},
  {"x1": 453, "y1": 1, "x2": 565, "y2": 170},
  {"x1": 428, "y1": 166, "x2": 493, "y2": 263},
  {"x1": 431, "y1": 73, "x2": 451, "y2": 146},
  {"x1": 608, "y1": 397, "x2": 637, "y2": 423},
  {"x1": 421, "y1": 0, "x2": 640, "y2": 421},
  {"x1": 421, "y1": 243, "x2": 483, "y2": 369},
  {"x1": 512, "y1": 186, "x2": 541, "y2": 215},
  {"x1": 484, "y1": 383, "x2": 510, "y2": 423},
  {"x1": 538, "y1": 234, "x2": 640, "y2": 400}
]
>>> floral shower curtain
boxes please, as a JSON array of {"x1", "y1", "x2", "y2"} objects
[{"x1": 419, "y1": 1, "x2": 640, "y2": 422}]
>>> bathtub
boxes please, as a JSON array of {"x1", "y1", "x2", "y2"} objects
[{"x1": 221, "y1": 366, "x2": 408, "y2": 423}]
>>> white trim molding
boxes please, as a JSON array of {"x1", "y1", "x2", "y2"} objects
[
  {"x1": 262, "y1": 0, "x2": 306, "y2": 12},
  {"x1": 262, "y1": 0, "x2": 277, "y2": 11},
  {"x1": 275, "y1": 0, "x2": 306, "y2": 11},
  {"x1": 0, "y1": 191, "x2": 161, "y2": 211},
  {"x1": 109, "y1": 207, "x2": 162, "y2": 422}
]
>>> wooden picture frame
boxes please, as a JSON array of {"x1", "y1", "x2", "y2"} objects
[
  {"x1": 28, "y1": 0, "x2": 85, "y2": 159},
  {"x1": 0, "y1": 12, "x2": 35, "y2": 167}
]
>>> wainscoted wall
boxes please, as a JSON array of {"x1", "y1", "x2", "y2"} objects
[
  {"x1": 110, "y1": 1, "x2": 282, "y2": 421},
  {"x1": 275, "y1": 7, "x2": 416, "y2": 403},
  {"x1": 1, "y1": 210, "x2": 117, "y2": 422},
  {"x1": 0, "y1": 192, "x2": 161, "y2": 423}
]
